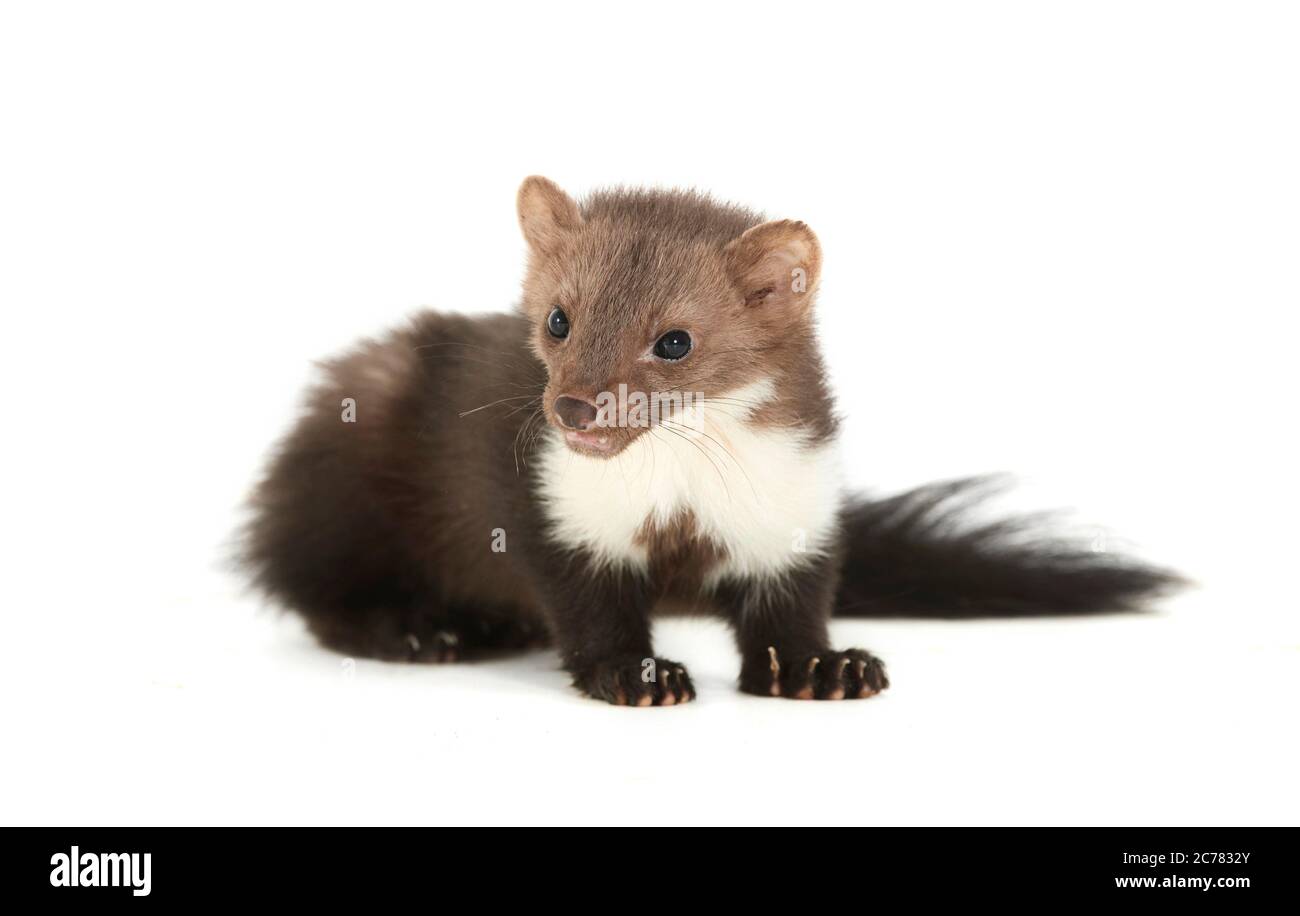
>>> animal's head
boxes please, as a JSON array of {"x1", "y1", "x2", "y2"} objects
[{"x1": 516, "y1": 176, "x2": 824, "y2": 456}]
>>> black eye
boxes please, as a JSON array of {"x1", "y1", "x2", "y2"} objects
[
  {"x1": 653, "y1": 329, "x2": 692, "y2": 360},
  {"x1": 547, "y1": 307, "x2": 569, "y2": 339}
]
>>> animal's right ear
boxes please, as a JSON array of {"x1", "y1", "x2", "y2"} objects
[{"x1": 517, "y1": 176, "x2": 582, "y2": 254}]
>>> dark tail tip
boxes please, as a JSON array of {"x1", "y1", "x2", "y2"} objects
[{"x1": 835, "y1": 476, "x2": 1187, "y2": 619}]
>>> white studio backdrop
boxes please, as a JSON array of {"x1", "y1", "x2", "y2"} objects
[{"x1": 0, "y1": 1, "x2": 1296, "y2": 824}]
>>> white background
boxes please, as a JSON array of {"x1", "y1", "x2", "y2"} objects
[{"x1": 1, "y1": 1, "x2": 1297, "y2": 825}]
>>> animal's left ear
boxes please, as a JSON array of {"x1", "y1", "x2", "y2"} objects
[{"x1": 723, "y1": 220, "x2": 822, "y2": 314}]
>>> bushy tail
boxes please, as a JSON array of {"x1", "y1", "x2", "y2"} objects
[{"x1": 835, "y1": 477, "x2": 1184, "y2": 618}]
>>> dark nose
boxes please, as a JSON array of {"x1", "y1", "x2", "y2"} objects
[{"x1": 554, "y1": 396, "x2": 598, "y2": 430}]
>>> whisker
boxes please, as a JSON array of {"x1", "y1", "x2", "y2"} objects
[
  {"x1": 652, "y1": 423, "x2": 731, "y2": 500},
  {"x1": 502, "y1": 397, "x2": 543, "y2": 420},
  {"x1": 520, "y1": 409, "x2": 551, "y2": 469},
  {"x1": 695, "y1": 428, "x2": 761, "y2": 501},
  {"x1": 512, "y1": 407, "x2": 546, "y2": 474},
  {"x1": 458, "y1": 395, "x2": 543, "y2": 417}
]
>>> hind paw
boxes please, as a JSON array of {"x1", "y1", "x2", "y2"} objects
[
  {"x1": 405, "y1": 630, "x2": 461, "y2": 663},
  {"x1": 742, "y1": 647, "x2": 889, "y2": 700}
]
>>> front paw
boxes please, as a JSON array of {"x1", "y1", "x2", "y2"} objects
[
  {"x1": 571, "y1": 656, "x2": 695, "y2": 707},
  {"x1": 741, "y1": 647, "x2": 889, "y2": 700}
]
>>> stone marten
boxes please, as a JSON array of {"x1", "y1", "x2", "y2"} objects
[{"x1": 242, "y1": 177, "x2": 1180, "y2": 705}]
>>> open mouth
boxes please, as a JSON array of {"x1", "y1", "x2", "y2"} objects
[{"x1": 563, "y1": 429, "x2": 616, "y2": 454}]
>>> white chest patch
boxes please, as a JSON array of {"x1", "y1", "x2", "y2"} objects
[{"x1": 532, "y1": 378, "x2": 842, "y2": 584}]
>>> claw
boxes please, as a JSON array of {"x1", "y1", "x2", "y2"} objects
[
  {"x1": 588, "y1": 659, "x2": 693, "y2": 707},
  {"x1": 856, "y1": 658, "x2": 878, "y2": 696},
  {"x1": 430, "y1": 631, "x2": 460, "y2": 662},
  {"x1": 767, "y1": 646, "x2": 781, "y2": 696},
  {"x1": 855, "y1": 661, "x2": 874, "y2": 696},
  {"x1": 821, "y1": 657, "x2": 849, "y2": 699},
  {"x1": 785, "y1": 654, "x2": 816, "y2": 696},
  {"x1": 788, "y1": 657, "x2": 819, "y2": 700}
]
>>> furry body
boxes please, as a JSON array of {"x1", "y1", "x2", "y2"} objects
[{"x1": 245, "y1": 179, "x2": 1178, "y2": 704}]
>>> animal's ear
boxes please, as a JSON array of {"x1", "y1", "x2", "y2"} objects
[
  {"x1": 517, "y1": 176, "x2": 582, "y2": 254},
  {"x1": 723, "y1": 219, "x2": 822, "y2": 314}
]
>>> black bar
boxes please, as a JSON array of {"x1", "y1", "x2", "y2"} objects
[{"x1": 9, "y1": 827, "x2": 1295, "y2": 903}]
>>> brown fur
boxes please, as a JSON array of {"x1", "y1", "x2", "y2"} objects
[
  {"x1": 517, "y1": 177, "x2": 837, "y2": 454},
  {"x1": 243, "y1": 176, "x2": 1176, "y2": 704},
  {"x1": 634, "y1": 511, "x2": 728, "y2": 601},
  {"x1": 242, "y1": 178, "x2": 878, "y2": 697}
]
